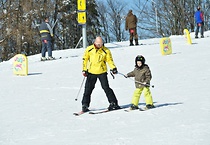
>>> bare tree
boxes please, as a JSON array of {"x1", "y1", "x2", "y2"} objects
[
  {"x1": 97, "y1": 1, "x2": 110, "y2": 43},
  {"x1": 97, "y1": 0, "x2": 127, "y2": 42},
  {"x1": 132, "y1": 0, "x2": 157, "y2": 38},
  {"x1": 106, "y1": 0, "x2": 127, "y2": 42},
  {"x1": 0, "y1": 0, "x2": 55, "y2": 60},
  {"x1": 0, "y1": 0, "x2": 101, "y2": 61},
  {"x1": 132, "y1": 0, "x2": 210, "y2": 38}
]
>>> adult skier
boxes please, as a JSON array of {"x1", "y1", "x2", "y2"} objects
[{"x1": 81, "y1": 36, "x2": 121, "y2": 112}]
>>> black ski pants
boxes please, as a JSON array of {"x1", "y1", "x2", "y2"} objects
[{"x1": 82, "y1": 72, "x2": 118, "y2": 107}]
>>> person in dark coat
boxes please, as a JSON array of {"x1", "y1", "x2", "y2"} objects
[
  {"x1": 125, "y1": 10, "x2": 139, "y2": 46},
  {"x1": 39, "y1": 17, "x2": 54, "y2": 60},
  {"x1": 194, "y1": 6, "x2": 204, "y2": 38}
]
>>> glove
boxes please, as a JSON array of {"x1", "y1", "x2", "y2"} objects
[
  {"x1": 112, "y1": 68, "x2": 118, "y2": 74},
  {"x1": 82, "y1": 71, "x2": 88, "y2": 77}
]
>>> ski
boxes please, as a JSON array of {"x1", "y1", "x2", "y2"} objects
[
  {"x1": 139, "y1": 107, "x2": 148, "y2": 111},
  {"x1": 89, "y1": 106, "x2": 127, "y2": 115},
  {"x1": 89, "y1": 109, "x2": 109, "y2": 114},
  {"x1": 73, "y1": 108, "x2": 97, "y2": 116},
  {"x1": 124, "y1": 109, "x2": 132, "y2": 112},
  {"x1": 124, "y1": 108, "x2": 149, "y2": 112},
  {"x1": 124, "y1": 109, "x2": 133, "y2": 112},
  {"x1": 139, "y1": 106, "x2": 155, "y2": 111},
  {"x1": 74, "y1": 106, "x2": 129, "y2": 115},
  {"x1": 41, "y1": 57, "x2": 62, "y2": 61},
  {"x1": 124, "y1": 106, "x2": 155, "y2": 112},
  {"x1": 73, "y1": 111, "x2": 89, "y2": 116},
  {"x1": 124, "y1": 108, "x2": 139, "y2": 112}
]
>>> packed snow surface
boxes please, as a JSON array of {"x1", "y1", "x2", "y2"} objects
[{"x1": 0, "y1": 32, "x2": 210, "y2": 145}]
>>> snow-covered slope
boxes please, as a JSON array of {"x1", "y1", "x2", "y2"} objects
[{"x1": 0, "y1": 32, "x2": 210, "y2": 145}]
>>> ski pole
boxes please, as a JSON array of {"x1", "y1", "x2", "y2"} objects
[
  {"x1": 74, "y1": 37, "x2": 83, "y2": 49},
  {"x1": 117, "y1": 72, "x2": 127, "y2": 78},
  {"x1": 134, "y1": 80, "x2": 154, "y2": 88},
  {"x1": 75, "y1": 76, "x2": 86, "y2": 101},
  {"x1": 118, "y1": 72, "x2": 154, "y2": 88}
]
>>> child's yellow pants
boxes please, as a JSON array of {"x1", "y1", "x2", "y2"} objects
[{"x1": 131, "y1": 87, "x2": 153, "y2": 106}]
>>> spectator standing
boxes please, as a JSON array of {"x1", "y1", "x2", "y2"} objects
[
  {"x1": 194, "y1": 6, "x2": 204, "y2": 38},
  {"x1": 39, "y1": 17, "x2": 54, "y2": 61},
  {"x1": 125, "y1": 10, "x2": 139, "y2": 46}
]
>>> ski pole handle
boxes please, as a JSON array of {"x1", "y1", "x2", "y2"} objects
[
  {"x1": 118, "y1": 72, "x2": 154, "y2": 88},
  {"x1": 135, "y1": 80, "x2": 154, "y2": 88}
]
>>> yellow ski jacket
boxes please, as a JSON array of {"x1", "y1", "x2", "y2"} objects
[{"x1": 82, "y1": 45, "x2": 116, "y2": 74}]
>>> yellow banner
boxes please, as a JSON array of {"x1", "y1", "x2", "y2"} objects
[
  {"x1": 160, "y1": 37, "x2": 172, "y2": 55},
  {"x1": 13, "y1": 54, "x2": 28, "y2": 76},
  {"x1": 183, "y1": 29, "x2": 192, "y2": 44},
  {"x1": 77, "y1": 0, "x2": 86, "y2": 11},
  {"x1": 78, "y1": 11, "x2": 86, "y2": 24}
]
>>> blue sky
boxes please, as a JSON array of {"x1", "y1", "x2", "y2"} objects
[
  {"x1": 95, "y1": 0, "x2": 150, "y2": 40},
  {"x1": 95, "y1": 0, "x2": 149, "y2": 15}
]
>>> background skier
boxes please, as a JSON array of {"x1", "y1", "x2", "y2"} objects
[
  {"x1": 39, "y1": 17, "x2": 54, "y2": 61},
  {"x1": 194, "y1": 6, "x2": 204, "y2": 38},
  {"x1": 125, "y1": 10, "x2": 139, "y2": 46}
]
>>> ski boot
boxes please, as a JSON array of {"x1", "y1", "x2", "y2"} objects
[
  {"x1": 135, "y1": 39, "x2": 139, "y2": 45},
  {"x1": 41, "y1": 57, "x2": 47, "y2": 61},
  {"x1": 48, "y1": 56, "x2": 55, "y2": 60},
  {"x1": 130, "y1": 104, "x2": 139, "y2": 110},
  {"x1": 129, "y1": 40, "x2": 134, "y2": 46},
  {"x1": 145, "y1": 104, "x2": 155, "y2": 110},
  {"x1": 108, "y1": 102, "x2": 121, "y2": 111},
  {"x1": 82, "y1": 104, "x2": 90, "y2": 112}
]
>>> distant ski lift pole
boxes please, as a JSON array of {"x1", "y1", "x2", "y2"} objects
[{"x1": 151, "y1": 0, "x2": 158, "y2": 33}]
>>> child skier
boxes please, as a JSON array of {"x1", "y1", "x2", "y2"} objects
[{"x1": 125, "y1": 55, "x2": 155, "y2": 110}]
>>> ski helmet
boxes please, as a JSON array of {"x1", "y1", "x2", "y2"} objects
[
  {"x1": 197, "y1": 6, "x2": 201, "y2": 10},
  {"x1": 135, "y1": 55, "x2": 145, "y2": 66}
]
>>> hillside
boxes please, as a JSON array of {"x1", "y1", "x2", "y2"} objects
[{"x1": 0, "y1": 32, "x2": 210, "y2": 145}]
